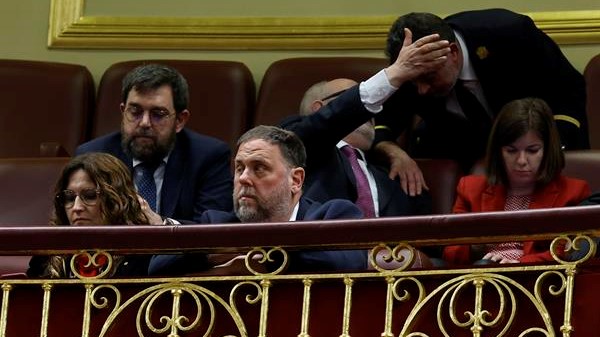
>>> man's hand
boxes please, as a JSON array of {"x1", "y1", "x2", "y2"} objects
[
  {"x1": 375, "y1": 141, "x2": 427, "y2": 196},
  {"x1": 385, "y1": 28, "x2": 451, "y2": 87}
]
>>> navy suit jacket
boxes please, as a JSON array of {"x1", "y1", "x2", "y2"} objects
[
  {"x1": 148, "y1": 197, "x2": 368, "y2": 275},
  {"x1": 280, "y1": 87, "x2": 432, "y2": 217},
  {"x1": 374, "y1": 8, "x2": 588, "y2": 168},
  {"x1": 76, "y1": 128, "x2": 233, "y2": 222}
]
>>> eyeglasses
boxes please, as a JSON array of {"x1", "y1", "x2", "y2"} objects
[
  {"x1": 320, "y1": 88, "x2": 349, "y2": 102},
  {"x1": 57, "y1": 188, "x2": 101, "y2": 208},
  {"x1": 123, "y1": 105, "x2": 176, "y2": 125}
]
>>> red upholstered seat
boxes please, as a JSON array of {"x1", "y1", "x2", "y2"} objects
[
  {"x1": 93, "y1": 60, "x2": 255, "y2": 148},
  {"x1": 0, "y1": 157, "x2": 70, "y2": 276},
  {"x1": 563, "y1": 150, "x2": 600, "y2": 192},
  {"x1": 254, "y1": 57, "x2": 388, "y2": 126},
  {"x1": 0, "y1": 59, "x2": 94, "y2": 157},
  {"x1": 0, "y1": 157, "x2": 70, "y2": 225},
  {"x1": 585, "y1": 54, "x2": 600, "y2": 149}
]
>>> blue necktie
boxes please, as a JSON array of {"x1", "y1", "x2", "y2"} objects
[{"x1": 136, "y1": 162, "x2": 160, "y2": 211}]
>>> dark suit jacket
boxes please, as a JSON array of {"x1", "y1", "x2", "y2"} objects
[
  {"x1": 148, "y1": 197, "x2": 367, "y2": 275},
  {"x1": 76, "y1": 129, "x2": 233, "y2": 222},
  {"x1": 444, "y1": 174, "x2": 590, "y2": 264},
  {"x1": 374, "y1": 8, "x2": 588, "y2": 168},
  {"x1": 280, "y1": 86, "x2": 432, "y2": 217}
]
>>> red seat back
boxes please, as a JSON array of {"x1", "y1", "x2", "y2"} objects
[
  {"x1": 94, "y1": 60, "x2": 255, "y2": 148},
  {"x1": 255, "y1": 57, "x2": 388, "y2": 126},
  {"x1": 0, "y1": 60, "x2": 94, "y2": 157}
]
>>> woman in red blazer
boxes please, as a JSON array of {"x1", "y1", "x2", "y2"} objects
[{"x1": 443, "y1": 98, "x2": 590, "y2": 265}]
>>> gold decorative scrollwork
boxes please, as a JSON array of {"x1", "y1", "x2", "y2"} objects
[
  {"x1": 141, "y1": 286, "x2": 206, "y2": 336},
  {"x1": 230, "y1": 281, "x2": 263, "y2": 315},
  {"x1": 552, "y1": 234, "x2": 596, "y2": 264},
  {"x1": 369, "y1": 242, "x2": 415, "y2": 272},
  {"x1": 392, "y1": 277, "x2": 425, "y2": 304},
  {"x1": 91, "y1": 284, "x2": 121, "y2": 312},
  {"x1": 245, "y1": 247, "x2": 288, "y2": 275},
  {"x1": 70, "y1": 250, "x2": 113, "y2": 279},
  {"x1": 398, "y1": 273, "x2": 561, "y2": 337},
  {"x1": 96, "y1": 283, "x2": 252, "y2": 337}
]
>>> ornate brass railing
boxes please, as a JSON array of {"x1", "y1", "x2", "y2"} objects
[{"x1": 0, "y1": 206, "x2": 599, "y2": 337}]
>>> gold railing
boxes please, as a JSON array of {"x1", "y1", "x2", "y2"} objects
[{"x1": 1, "y1": 206, "x2": 600, "y2": 336}]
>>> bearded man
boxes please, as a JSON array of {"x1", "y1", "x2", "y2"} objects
[{"x1": 76, "y1": 64, "x2": 232, "y2": 222}]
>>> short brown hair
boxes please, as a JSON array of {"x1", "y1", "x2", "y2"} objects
[
  {"x1": 237, "y1": 125, "x2": 306, "y2": 169},
  {"x1": 485, "y1": 97, "x2": 564, "y2": 187}
]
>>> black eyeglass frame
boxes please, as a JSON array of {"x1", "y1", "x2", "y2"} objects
[
  {"x1": 123, "y1": 105, "x2": 176, "y2": 125},
  {"x1": 56, "y1": 188, "x2": 101, "y2": 208}
]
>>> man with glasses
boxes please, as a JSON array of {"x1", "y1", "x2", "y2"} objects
[{"x1": 76, "y1": 64, "x2": 233, "y2": 222}]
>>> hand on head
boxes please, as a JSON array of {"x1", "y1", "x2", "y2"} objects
[{"x1": 385, "y1": 28, "x2": 451, "y2": 87}]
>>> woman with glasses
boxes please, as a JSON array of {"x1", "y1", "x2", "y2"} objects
[
  {"x1": 27, "y1": 152, "x2": 160, "y2": 278},
  {"x1": 443, "y1": 98, "x2": 590, "y2": 265}
]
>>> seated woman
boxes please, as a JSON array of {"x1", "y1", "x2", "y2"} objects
[
  {"x1": 443, "y1": 97, "x2": 590, "y2": 265},
  {"x1": 27, "y1": 152, "x2": 162, "y2": 278}
]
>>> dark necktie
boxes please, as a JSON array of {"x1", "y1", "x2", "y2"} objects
[
  {"x1": 340, "y1": 145, "x2": 376, "y2": 218},
  {"x1": 136, "y1": 162, "x2": 160, "y2": 211},
  {"x1": 455, "y1": 80, "x2": 492, "y2": 153}
]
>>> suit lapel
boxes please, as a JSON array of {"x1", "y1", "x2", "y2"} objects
[
  {"x1": 369, "y1": 164, "x2": 392, "y2": 212},
  {"x1": 295, "y1": 198, "x2": 312, "y2": 221},
  {"x1": 160, "y1": 137, "x2": 186, "y2": 217},
  {"x1": 529, "y1": 180, "x2": 560, "y2": 209},
  {"x1": 481, "y1": 184, "x2": 507, "y2": 211}
]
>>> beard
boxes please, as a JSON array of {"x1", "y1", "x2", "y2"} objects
[
  {"x1": 234, "y1": 183, "x2": 291, "y2": 223},
  {"x1": 121, "y1": 125, "x2": 176, "y2": 162}
]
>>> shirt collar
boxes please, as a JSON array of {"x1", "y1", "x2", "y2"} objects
[
  {"x1": 288, "y1": 201, "x2": 300, "y2": 221},
  {"x1": 336, "y1": 140, "x2": 367, "y2": 161},
  {"x1": 133, "y1": 152, "x2": 171, "y2": 168},
  {"x1": 454, "y1": 30, "x2": 477, "y2": 81}
]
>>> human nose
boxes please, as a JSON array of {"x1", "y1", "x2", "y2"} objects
[
  {"x1": 237, "y1": 167, "x2": 252, "y2": 185},
  {"x1": 516, "y1": 151, "x2": 527, "y2": 165},
  {"x1": 138, "y1": 111, "x2": 152, "y2": 127},
  {"x1": 71, "y1": 195, "x2": 86, "y2": 211}
]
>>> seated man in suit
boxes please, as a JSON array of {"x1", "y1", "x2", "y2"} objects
[
  {"x1": 283, "y1": 78, "x2": 432, "y2": 218},
  {"x1": 149, "y1": 125, "x2": 368, "y2": 275},
  {"x1": 76, "y1": 64, "x2": 232, "y2": 222}
]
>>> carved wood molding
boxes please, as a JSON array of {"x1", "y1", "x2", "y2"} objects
[{"x1": 48, "y1": 0, "x2": 600, "y2": 50}]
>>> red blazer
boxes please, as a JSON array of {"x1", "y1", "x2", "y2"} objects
[{"x1": 444, "y1": 175, "x2": 590, "y2": 265}]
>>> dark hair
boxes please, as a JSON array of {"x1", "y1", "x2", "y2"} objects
[
  {"x1": 51, "y1": 152, "x2": 149, "y2": 226},
  {"x1": 386, "y1": 12, "x2": 456, "y2": 63},
  {"x1": 485, "y1": 97, "x2": 564, "y2": 187},
  {"x1": 237, "y1": 125, "x2": 306, "y2": 168},
  {"x1": 121, "y1": 64, "x2": 189, "y2": 114}
]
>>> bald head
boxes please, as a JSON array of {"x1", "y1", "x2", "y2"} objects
[
  {"x1": 299, "y1": 78, "x2": 358, "y2": 116},
  {"x1": 299, "y1": 78, "x2": 374, "y2": 151}
]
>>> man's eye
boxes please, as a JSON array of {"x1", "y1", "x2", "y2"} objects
[{"x1": 151, "y1": 109, "x2": 169, "y2": 118}]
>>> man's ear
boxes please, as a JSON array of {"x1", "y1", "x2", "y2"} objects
[
  {"x1": 309, "y1": 100, "x2": 324, "y2": 113},
  {"x1": 290, "y1": 167, "x2": 305, "y2": 194},
  {"x1": 449, "y1": 42, "x2": 461, "y2": 61},
  {"x1": 175, "y1": 109, "x2": 190, "y2": 132},
  {"x1": 119, "y1": 103, "x2": 126, "y2": 113}
]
